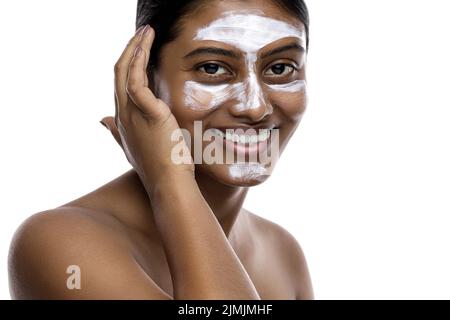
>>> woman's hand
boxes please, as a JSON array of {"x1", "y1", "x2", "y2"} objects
[{"x1": 101, "y1": 25, "x2": 194, "y2": 194}]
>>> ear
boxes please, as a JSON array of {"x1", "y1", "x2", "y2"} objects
[{"x1": 100, "y1": 116, "x2": 123, "y2": 149}]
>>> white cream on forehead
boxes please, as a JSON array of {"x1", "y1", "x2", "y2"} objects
[
  {"x1": 184, "y1": 10, "x2": 306, "y2": 112},
  {"x1": 194, "y1": 11, "x2": 306, "y2": 52}
]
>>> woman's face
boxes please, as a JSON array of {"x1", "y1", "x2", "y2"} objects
[{"x1": 153, "y1": 0, "x2": 307, "y2": 187}]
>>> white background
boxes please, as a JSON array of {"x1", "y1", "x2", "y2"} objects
[{"x1": 1, "y1": 0, "x2": 449, "y2": 299}]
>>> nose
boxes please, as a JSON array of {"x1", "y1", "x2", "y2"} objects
[{"x1": 229, "y1": 76, "x2": 273, "y2": 123}]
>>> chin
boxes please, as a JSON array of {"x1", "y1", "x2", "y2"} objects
[{"x1": 197, "y1": 163, "x2": 273, "y2": 187}]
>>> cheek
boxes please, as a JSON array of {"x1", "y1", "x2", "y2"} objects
[
  {"x1": 183, "y1": 82, "x2": 222, "y2": 111},
  {"x1": 163, "y1": 80, "x2": 226, "y2": 129},
  {"x1": 268, "y1": 83, "x2": 308, "y2": 121},
  {"x1": 183, "y1": 82, "x2": 244, "y2": 112},
  {"x1": 155, "y1": 77, "x2": 200, "y2": 127}
]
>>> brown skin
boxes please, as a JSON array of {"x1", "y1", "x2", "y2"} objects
[{"x1": 8, "y1": 0, "x2": 313, "y2": 299}]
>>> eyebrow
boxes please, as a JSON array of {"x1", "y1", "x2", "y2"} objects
[
  {"x1": 183, "y1": 47, "x2": 240, "y2": 59},
  {"x1": 260, "y1": 42, "x2": 305, "y2": 59}
]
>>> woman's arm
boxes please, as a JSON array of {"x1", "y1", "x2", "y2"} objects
[
  {"x1": 149, "y1": 171, "x2": 260, "y2": 300},
  {"x1": 103, "y1": 25, "x2": 260, "y2": 300}
]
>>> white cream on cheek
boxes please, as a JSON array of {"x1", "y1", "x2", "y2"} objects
[
  {"x1": 267, "y1": 79, "x2": 306, "y2": 93},
  {"x1": 183, "y1": 82, "x2": 242, "y2": 111},
  {"x1": 184, "y1": 11, "x2": 306, "y2": 111}
]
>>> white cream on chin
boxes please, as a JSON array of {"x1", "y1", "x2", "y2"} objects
[
  {"x1": 184, "y1": 10, "x2": 306, "y2": 112},
  {"x1": 228, "y1": 163, "x2": 270, "y2": 182}
]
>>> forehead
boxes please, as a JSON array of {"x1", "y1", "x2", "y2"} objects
[
  {"x1": 176, "y1": 1, "x2": 305, "y2": 49},
  {"x1": 194, "y1": 12, "x2": 306, "y2": 51}
]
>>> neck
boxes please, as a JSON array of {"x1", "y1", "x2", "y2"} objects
[{"x1": 195, "y1": 168, "x2": 249, "y2": 238}]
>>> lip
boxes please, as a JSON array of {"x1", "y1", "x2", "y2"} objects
[
  {"x1": 211, "y1": 125, "x2": 278, "y2": 135},
  {"x1": 209, "y1": 126, "x2": 276, "y2": 160},
  {"x1": 223, "y1": 135, "x2": 270, "y2": 158}
]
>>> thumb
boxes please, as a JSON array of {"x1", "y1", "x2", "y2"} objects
[{"x1": 100, "y1": 116, "x2": 123, "y2": 148}]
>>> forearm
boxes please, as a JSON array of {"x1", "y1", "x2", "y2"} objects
[{"x1": 146, "y1": 171, "x2": 260, "y2": 300}]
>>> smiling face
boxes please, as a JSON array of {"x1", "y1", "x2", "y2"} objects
[{"x1": 152, "y1": 0, "x2": 308, "y2": 187}]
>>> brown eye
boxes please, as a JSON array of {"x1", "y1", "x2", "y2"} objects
[
  {"x1": 265, "y1": 63, "x2": 295, "y2": 76},
  {"x1": 198, "y1": 63, "x2": 228, "y2": 75}
]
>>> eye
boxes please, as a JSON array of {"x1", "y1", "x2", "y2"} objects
[
  {"x1": 265, "y1": 63, "x2": 295, "y2": 76},
  {"x1": 198, "y1": 63, "x2": 229, "y2": 76}
]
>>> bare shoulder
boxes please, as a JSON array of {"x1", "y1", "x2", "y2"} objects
[
  {"x1": 245, "y1": 210, "x2": 314, "y2": 300},
  {"x1": 8, "y1": 206, "x2": 171, "y2": 300}
]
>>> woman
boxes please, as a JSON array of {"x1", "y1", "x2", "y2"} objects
[{"x1": 8, "y1": 0, "x2": 313, "y2": 299}]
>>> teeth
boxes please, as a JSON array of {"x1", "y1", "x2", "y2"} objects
[
  {"x1": 258, "y1": 131, "x2": 266, "y2": 142},
  {"x1": 214, "y1": 128, "x2": 273, "y2": 144},
  {"x1": 213, "y1": 129, "x2": 224, "y2": 137}
]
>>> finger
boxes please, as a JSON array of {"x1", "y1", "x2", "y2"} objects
[
  {"x1": 115, "y1": 25, "x2": 146, "y2": 73},
  {"x1": 114, "y1": 92, "x2": 118, "y2": 124},
  {"x1": 138, "y1": 25, "x2": 156, "y2": 88},
  {"x1": 101, "y1": 116, "x2": 123, "y2": 148},
  {"x1": 114, "y1": 25, "x2": 148, "y2": 115},
  {"x1": 126, "y1": 45, "x2": 161, "y2": 118}
]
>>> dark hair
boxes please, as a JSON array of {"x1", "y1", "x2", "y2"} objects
[{"x1": 136, "y1": 0, "x2": 309, "y2": 69}]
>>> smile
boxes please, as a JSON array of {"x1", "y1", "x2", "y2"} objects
[{"x1": 212, "y1": 128, "x2": 272, "y2": 144}]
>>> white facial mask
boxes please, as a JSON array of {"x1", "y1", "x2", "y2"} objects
[
  {"x1": 184, "y1": 10, "x2": 306, "y2": 112},
  {"x1": 228, "y1": 163, "x2": 270, "y2": 182}
]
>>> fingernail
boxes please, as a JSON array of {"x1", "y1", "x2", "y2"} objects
[
  {"x1": 135, "y1": 25, "x2": 145, "y2": 35},
  {"x1": 144, "y1": 25, "x2": 153, "y2": 36},
  {"x1": 140, "y1": 25, "x2": 149, "y2": 37}
]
